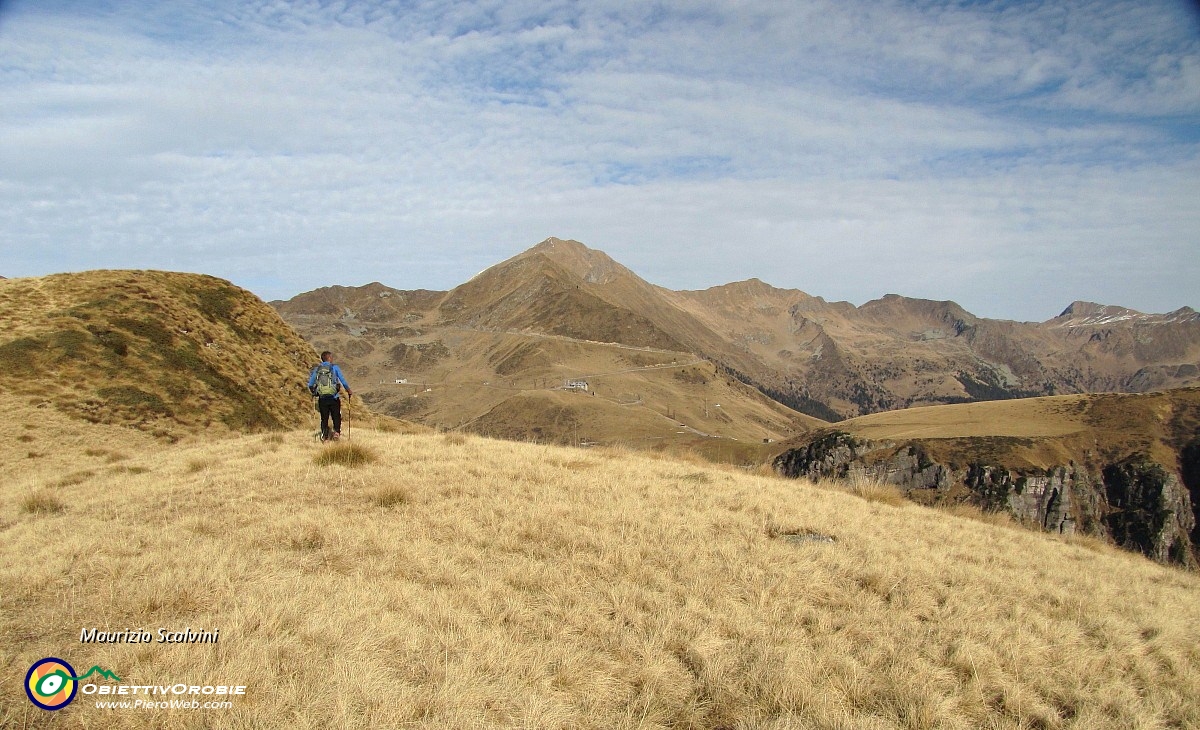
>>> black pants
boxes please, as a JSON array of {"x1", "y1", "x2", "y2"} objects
[{"x1": 317, "y1": 396, "x2": 342, "y2": 439}]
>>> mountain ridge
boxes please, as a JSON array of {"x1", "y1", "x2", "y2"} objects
[{"x1": 274, "y1": 237, "x2": 1199, "y2": 425}]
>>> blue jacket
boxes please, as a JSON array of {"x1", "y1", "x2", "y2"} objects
[{"x1": 308, "y1": 363, "x2": 351, "y2": 399}]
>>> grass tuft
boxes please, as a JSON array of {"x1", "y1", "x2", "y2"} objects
[
  {"x1": 21, "y1": 491, "x2": 65, "y2": 515},
  {"x1": 840, "y1": 470, "x2": 908, "y2": 507},
  {"x1": 185, "y1": 457, "x2": 213, "y2": 473},
  {"x1": 370, "y1": 485, "x2": 412, "y2": 508},
  {"x1": 442, "y1": 431, "x2": 468, "y2": 445},
  {"x1": 314, "y1": 442, "x2": 378, "y2": 467},
  {"x1": 287, "y1": 523, "x2": 325, "y2": 551},
  {"x1": 1063, "y1": 531, "x2": 1120, "y2": 554}
]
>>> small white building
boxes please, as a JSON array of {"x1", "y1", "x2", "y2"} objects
[{"x1": 565, "y1": 380, "x2": 589, "y2": 391}]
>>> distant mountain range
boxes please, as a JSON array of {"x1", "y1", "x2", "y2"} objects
[{"x1": 275, "y1": 237, "x2": 1199, "y2": 423}]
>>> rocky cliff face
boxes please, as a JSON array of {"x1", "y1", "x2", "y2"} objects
[{"x1": 774, "y1": 431, "x2": 1198, "y2": 568}]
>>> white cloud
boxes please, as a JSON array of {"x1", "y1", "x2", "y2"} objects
[{"x1": 0, "y1": 0, "x2": 1196, "y2": 321}]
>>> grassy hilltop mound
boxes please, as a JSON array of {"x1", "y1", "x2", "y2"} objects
[
  {"x1": 3, "y1": 425, "x2": 1199, "y2": 728},
  {"x1": 0, "y1": 270, "x2": 319, "y2": 438}
]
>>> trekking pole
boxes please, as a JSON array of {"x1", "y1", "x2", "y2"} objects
[{"x1": 345, "y1": 394, "x2": 350, "y2": 442}]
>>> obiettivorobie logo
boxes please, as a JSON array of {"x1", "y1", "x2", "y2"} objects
[
  {"x1": 25, "y1": 658, "x2": 121, "y2": 710},
  {"x1": 25, "y1": 656, "x2": 247, "y2": 712}
]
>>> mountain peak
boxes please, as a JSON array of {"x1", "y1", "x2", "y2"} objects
[
  {"x1": 531, "y1": 236, "x2": 588, "y2": 252},
  {"x1": 1058, "y1": 301, "x2": 1115, "y2": 318},
  {"x1": 1054, "y1": 301, "x2": 1199, "y2": 326},
  {"x1": 681, "y1": 278, "x2": 811, "y2": 305},
  {"x1": 860, "y1": 293, "x2": 974, "y2": 322},
  {"x1": 1054, "y1": 301, "x2": 1145, "y2": 325},
  {"x1": 520, "y1": 237, "x2": 630, "y2": 285},
  {"x1": 722, "y1": 278, "x2": 776, "y2": 293}
]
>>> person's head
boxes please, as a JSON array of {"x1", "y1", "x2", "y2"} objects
[{"x1": 321, "y1": 351, "x2": 333, "y2": 363}]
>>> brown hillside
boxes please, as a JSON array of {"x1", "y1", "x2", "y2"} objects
[
  {"x1": 531, "y1": 239, "x2": 754, "y2": 360},
  {"x1": 0, "y1": 270, "x2": 320, "y2": 439},
  {"x1": 290, "y1": 316, "x2": 816, "y2": 458}
]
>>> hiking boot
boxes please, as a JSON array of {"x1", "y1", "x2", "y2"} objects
[{"x1": 332, "y1": 432, "x2": 341, "y2": 440}]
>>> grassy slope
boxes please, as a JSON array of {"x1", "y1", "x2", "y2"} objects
[
  {"x1": 301, "y1": 321, "x2": 817, "y2": 456},
  {"x1": 0, "y1": 271, "x2": 319, "y2": 439},
  {"x1": 3, "y1": 415, "x2": 1199, "y2": 729}
]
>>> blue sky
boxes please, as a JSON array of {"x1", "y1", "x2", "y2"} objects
[{"x1": 1, "y1": 0, "x2": 1197, "y2": 321}]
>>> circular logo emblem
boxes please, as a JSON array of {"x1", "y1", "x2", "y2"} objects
[{"x1": 25, "y1": 657, "x2": 79, "y2": 711}]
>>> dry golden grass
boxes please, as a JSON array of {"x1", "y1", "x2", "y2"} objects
[
  {"x1": 443, "y1": 431, "x2": 470, "y2": 446},
  {"x1": 829, "y1": 388, "x2": 1200, "y2": 471},
  {"x1": 835, "y1": 397, "x2": 1094, "y2": 441},
  {"x1": 937, "y1": 502, "x2": 1019, "y2": 530},
  {"x1": 369, "y1": 484, "x2": 414, "y2": 509},
  {"x1": 2, "y1": 424, "x2": 1199, "y2": 729}
]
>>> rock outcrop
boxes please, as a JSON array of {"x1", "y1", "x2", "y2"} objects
[{"x1": 774, "y1": 431, "x2": 1198, "y2": 568}]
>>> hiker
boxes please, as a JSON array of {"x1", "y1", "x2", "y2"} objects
[{"x1": 308, "y1": 351, "x2": 353, "y2": 441}]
